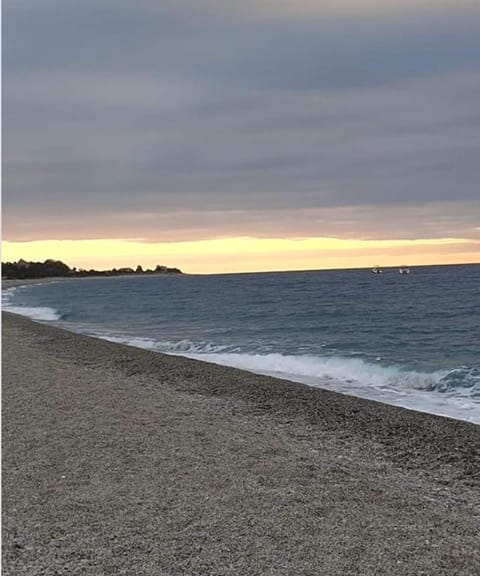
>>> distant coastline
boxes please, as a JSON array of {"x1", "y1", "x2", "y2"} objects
[{"x1": 2, "y1": 259, "x2": 183, "y2": 280}]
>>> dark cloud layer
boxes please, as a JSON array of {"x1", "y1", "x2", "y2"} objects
[{"x1": 3, "y1": 0, "x2": 480, "y2": 242}]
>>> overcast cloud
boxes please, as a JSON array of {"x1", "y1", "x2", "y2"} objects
[{"x1": 3, "y1": 0, "x2": 480, "y2": 242}]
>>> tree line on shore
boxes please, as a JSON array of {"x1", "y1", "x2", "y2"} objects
[{"x1": 2, "y1": 259, "x2": 182, "y2": 279}]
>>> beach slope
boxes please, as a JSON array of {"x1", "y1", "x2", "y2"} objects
[{"x1": 3, "y1": 312, "x2": 480, "y2": 575}]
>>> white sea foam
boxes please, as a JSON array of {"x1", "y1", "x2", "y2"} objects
[
  {"x1": 183, "y1": 350, "x2": 479, "y2": 423},
  {"x1": 184, "y1": 351, "x2": 446, "y2": 391},
  {"x1": 3, "y1": 305, "x2": 62, "y2": 321},
  {"x1": 86, "y1": 331, "x2": 475, "y2": 398},
  {"x1": 2, "y1": 286, "x2": 62, "y2": 321},
  {"x1": 83, "y1": 332, "x2": 480, "y2": 423},
  {"x1": 2, "y1": 287, "x2": 17, "y2": 303},
  {"x1": 97, "y1": 333, "x2": 161, "y2": 350}
]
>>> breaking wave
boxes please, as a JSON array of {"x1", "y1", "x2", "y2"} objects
[
  {"x1": 3, "y1": 304, "x2": 62, "y2": 322},
  {"x1": 184, "y1": 351, "x2": 479, "y2": 396},
  {"x1": 84, "y1": 331, "x2": 478, "y2": 423},
  {"x1": 90, "y1": 331, "x2": 480, "y2": 400},
  {"x1": 2, "y1": 287, "x2": 62, "y2": 321}
]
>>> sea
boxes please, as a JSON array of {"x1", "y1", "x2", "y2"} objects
[{"x1": 3, "y1": 264, "x2": 480, "y2": 424}]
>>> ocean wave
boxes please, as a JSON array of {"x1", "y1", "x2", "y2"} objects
[
  {"x1": 183, "y1": 350, "x2": 453, "y2": 391},
  {"x1": 93, "y1": 333, "x2": 480, "y2": 421},
  {"x1": 95, "y1": 333, "x2": 161, "y2": 350},
  {"x1": 2, "y1": 286, "x2": 62, "y2": 321},
  {"x1": 3, "y1": 305, "x2": 62, "y2": 322},
  {"x1": 179, "y1": 349, "x2": 480, "y2": 422},
  {"x1": 87, "y1": 332, "x2": 479, "y2": 398},
  {"x1": 435, "y1": 368, "x2": 480, "y2": 394},
  {"x1": 2, "y1": 287, "x2": 17, "y2": 303}
]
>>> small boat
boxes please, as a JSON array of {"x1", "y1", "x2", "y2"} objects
[
  {"x1": 399, "y1": 266, "x2": 410, "y2": 274},
  {"x1": 371, "y1": 265, "x2": 383, "y2": 274}
]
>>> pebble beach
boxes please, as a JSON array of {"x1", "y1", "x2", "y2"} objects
[{"x1": 3, "y1": 311, "x2": 480, "y2": 575}]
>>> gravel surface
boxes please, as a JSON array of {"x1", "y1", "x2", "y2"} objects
[{"x1": 3, "y1": 311, "x2": 480, "y2": 575}]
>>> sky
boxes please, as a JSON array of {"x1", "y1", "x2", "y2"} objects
[{"x1": 3, "y1": 0, "x2": 480, "y2": 273}]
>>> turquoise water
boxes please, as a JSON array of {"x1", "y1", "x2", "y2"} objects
[{"x1": 4, "y1": 264, "x2": 480, "y2": 423}]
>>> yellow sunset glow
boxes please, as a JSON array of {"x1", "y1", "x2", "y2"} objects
[{"x1": 2, "y1": 236, "x2": 478, "y2": 274}]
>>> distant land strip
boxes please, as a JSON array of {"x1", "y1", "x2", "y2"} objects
[{"x1": 1, "y1": 259, "x2": 182, "y2": 280}]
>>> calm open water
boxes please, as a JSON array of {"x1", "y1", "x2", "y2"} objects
[{"x1": 4, "y1": 264, "x2": 480, "y2": 423}]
